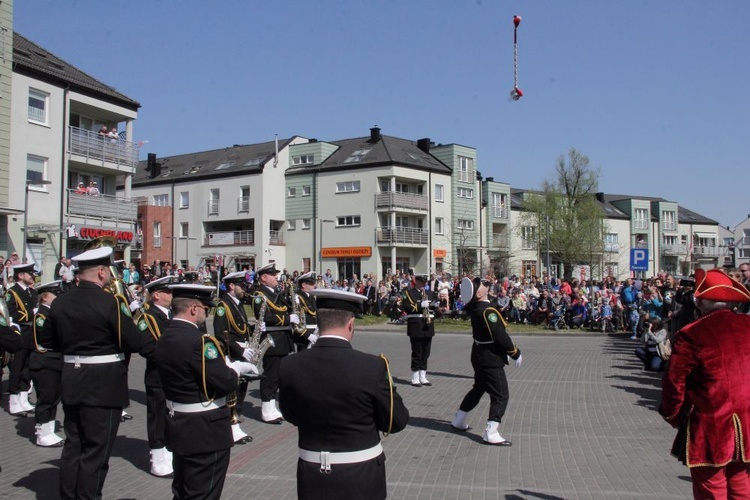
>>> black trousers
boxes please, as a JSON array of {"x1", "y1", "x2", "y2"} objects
[
  {"x1": 29, "y1": 361, "x2": 62, "y2": 424},
  {"x1": 146, "y1": 384, "x2": 167, "y2": 449},
  {"x1": 8, "y1": 348, "x2": 31, "y2": 393},
  {"x1": 261, "y1": 354, "x2": 283, "y2": 402},
  {"x1": 297, "y1": 454, "x2": 386, "y2": 500},
  {"x1": 459, "y1": 362, "x2": 510, "y2": 422},
  {"x1": 60, "y1": 405, "x2": 122, "y2": 500},
  {"x1": 409, "y1": 337, "x2": 432, "y2": 372},
  {"x1": 172, "y1": 448, "x2": 230, "y2": 500}
]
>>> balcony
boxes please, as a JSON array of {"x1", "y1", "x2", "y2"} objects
[
  {"x1": 633, "y1": 220, "x2": 649, "y2": 230},
  {"x1": 662, "y1": 221, "x2": 677, "y2": 231},
  {"x1": 207, "y1": 200, "x2": 219, "y2": 216},
  {"x1": 375, "y1": 226, "x2": 428, "y2": 246},
  {"x1": 237, "y1": 196, "x2": 250, "y2": 213},
  {"x1": 492, "y1": 233, "x2": 509, "y2": 248},
  {"x1": 693, "y1": 245, "x2": 730, "y2": 258},
  {"x1": 269, "y1": 230, "x2": 284, "y2": 245},
  {"x1": 661, "y1": 244, "x2": 688, "y2": 255},
  {"x1": 68, "y1": 126, "x2": 139, "y2": 169},
  {"x1": 374, "y1": 192, "x2": 428, "y2": 212},
  {"x1": 67, "y1": 189, "x2": 137, "y2": 223},
  {"x1": 604, "y1": 243, "x2": 620, "y2": 253},
  {"x1": 204, "y1": 230, "x2": 254, "y2": 247},
  {"x1": 491, "y1": 206, "x2": 509, "y2": 219},
  {"x1": 521, "y1": 239, "x2": 538, "y2": 251}
]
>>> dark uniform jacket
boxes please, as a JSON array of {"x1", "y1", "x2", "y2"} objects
[
  {"x1": 139, "y1": 302, "x2": 170, "y2": 387},
  {"x1": 6, "y1": 283, "x2": 37, "y2": 333},
  {"x1": 401, "y1": 286, "x2": 435, "y2": 338},
  {"x1": 29, "y1": 303, "x2": 63, "y2": 371},
  {"x1": 213, "y1": 293, "x2": 250, "y2": 361},
  {"x1": 468, "y1": 301, "x2": 521, "y2": 368},
  {"x1": 252, "y1": 285, "x2": 294, "y2": 356},
  {"x1": 297, "y1": 289, "x2": 317, "y2": 329},
  {"x1": 155, "y1": 319, "x2": 236, "y2": 455},
  {"x1": 48, "y1": 281, "x2": 154, "y2": 407},
  {"x1": 279, "y1": 337, "x2": 409, "y2": 499},
  {"x1": 0, "y1": 319, "x2": 25, "y2": 353}
]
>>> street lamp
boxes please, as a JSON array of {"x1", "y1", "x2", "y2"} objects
[
  {"x1": 319, "y1": 219, "x2": 334, "y2": 275},
  {"x1": 23, "y1": 179, "x2": 52, "y2": 263}
]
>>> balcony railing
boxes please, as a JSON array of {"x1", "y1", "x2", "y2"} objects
[
  {"x1": 68, "y1": 126, "x2": 139, "y2": 168},
  {"x1": 604, "y1": 243, "x2": 620, "y2": 252},
  {"x1": 375, "y1": 226, "x2": 429, "y2": 245},
  {"x1": 521, "y1": 239, "x2": 538, "y2": 250},
  {"x1": 633, "y1": 220, "x2": 649, "y2": 230},
  {"x1": 662, "y1": 221, "x2": 677, "y2": 231},
  {"x1": 374, "y1": 192, "x2": 428, "y2": 211},
  {"x1": 153, "y1": 236, "x2": 162, "y2": 248},
  {"x1": 237, "y1": 196, "x2": 250, "y2": 213},
  {"x1": 269, "y1": 230, "x2": 284, "y2": 245},
  {"x1": 693, "y1": 245, "x2": 729, "y2": 257},
  {"x1": 207, "y1": 200, "x2": 219, "y2": 216},
  {"x1": 204, "y1": 230, "x2": 254, "y2": 247},
  {"x1": 661, "y1": 244, "x2": 687, "y2": 255},
  {"x1": 492, "y1": 233, "x2": 509, "y2": 248},
  {"x1": 491, "y1": 206, "x2": 509, "y2": 219},
  {"x1": 67, "y1": 189, "x2": 137, "y2": 223}
]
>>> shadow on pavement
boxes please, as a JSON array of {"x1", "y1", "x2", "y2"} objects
[
  {"x1": 13, "y1": 413, "x2": 38, "y2": 445},
  {"x1": 506, "y1": 489, "x2": 567, "y2": 499},
  {"x1": 111, "y1": 435, "x2": 151, "y2": 473},
  {"x1": 407, "y1": 416, "x2": 487, "y2": 443},
  {"x1": 12, "y1": 461, "x2": 59, "y2": 498}
]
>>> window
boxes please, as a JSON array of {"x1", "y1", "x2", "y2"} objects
[
  {"x1": 28, "y1": 88, "x2": 49, "y2": 124},
  {"x1": 457, "y1": 219, "x2": 474, "y2": 230},
  {"x1": 522, "y1": 226, "x2": 537, "y2": 250},
  {"x1": 435, "y1": 217, "x2": 444, "y2": 235},
  {"x1": 153, "y1": 222, "x2": 162, "y2": 248},
  {"x1": 208, "y1": 189, "x2": 219, "y2": 215},
  {"x1": 663, "y1": 235, "x2": 677, "y2": 246},
  {"x1": 153, "y1": 194, "x2": 169, "y2": 206},
  {"x1": 302, "y1": 185, "x2": 311, "y2": 197},
  {"x1": 336, "y1": 215, "x2": 361, "y2": 227},
  {"x1": 395, "y1": 183, "x2": 409, "y2": 193},
  {"x1": 179, "y1": 223, "x2": 189, "y2": 238},
  {"x1": 179, "y1": 192, "x2": 189, "y2": 209},
  {"x1": 287, "y1": 187, "x2": 296, "y2": 198},
  {"x1": 491, "y1": 192, "x2": 507, "y2": 217},
  {"x1": 604, "y1": 233, "x2": 619, "y2": 252},
  {"x1": 662, "y1": 210, "x2": 676, "y2": 231},
  {"x1": 292, "y1": 155, "x2": 314, "y2": 165},
  {"x1": 740, "y1": 248, "x2": 750, "y2": 258},
  {"x1": 287, "y1": 219, "x2": 296, "y2": 231},
  {"x1": 302, "y1": 219, "x2": 311, "y2": 230},
  {"x1": 457, "y1": 187, "x2": 473, "y2": 199},
  {"x1": 458, "y1": 156, "x2": 473, "y2": 182},
  {"x1": 343, "y1": 149, "x2": 371, "y2": 163},
  {"x1": 336, "y1": 181, "x2": 360, "y2": 193},
  {"x1": 435, "y1": 184, "x2": 444, "y2": 202},
  {"x1": 238, "y1": 186, "x2": 250, "y2": 212},
  {"x1": 26, "y1": 155, "x2": 47, "y2": 187},
  {"x1": 634, "y1": 208, "x2": 649, "y2": 229}
]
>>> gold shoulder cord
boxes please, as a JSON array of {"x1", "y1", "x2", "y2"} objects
[
  {"x1": 143, "y1": 314, "x2": 161, "y2": 341},
  {"x1": 379, "y1": 353, "x2": 394, "y2": 437},
  {"x1": 8, "y1": 289, "x2": 28, "y2": 322},
  {"x1": 220, "y1": 299, "x2": 247, "y2": 335},
  {"x1": 201, "y1": 334, "x2": 226, "y2": 403},
  {"x1": 32, "y1": 313, "x2": 46, "y2": 353}
]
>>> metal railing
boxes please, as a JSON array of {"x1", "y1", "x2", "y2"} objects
[
  {"x1": 237, "y1": 196, "x2": 250, "y2": 213},
  {"x1": 492, "y1": 233, "x2": 509, "y2": 248},
  {"x1": 662, "y1": 221, "x2": 677, "y2": 231},
  {"x1": 269, "y1": 230, "x2": 284, "y2": 245},
  {"x1": 491, "y1": 206, "x2": 509, "y2": 219},
  {"x1": 633, "y1": 219, "x2": 649, "y2": 230},
  {"x1": 67, "y1": 189, "x2": 137, "y2": 223},
  {"x1": 661, "y1": 244, "x2": 687, "y2": 255},
  {"x1": 204, "y1": 230, "x2": 254, "y2": 247},
  {"x1": 521, "y1": 239, "x2": 538, "y2": 250},
  {"x1": 375, "y1": 226, "x2": 429, "y2": 245},
  {"x1": 68, "y1": 126, "x2": 139, "y2": 168},
  {"x1": 374, "y1": 192, "x2": 428, "y2": 211},
  {"x1": 693, "y1": 245, "x2": 729, "y2": 257},
  {"x1": 604, "y1": 243, "x2": 620, "y2": 252},
  {"x1": 207, "y1": 200, "x2": 219, "y2": 215}
]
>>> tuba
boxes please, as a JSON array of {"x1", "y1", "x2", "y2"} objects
[
  {"x1": 83, "y1": 236, "x2": 143, "y2": 321},
  {"x1": 0, "y1": 297, "x2": 15, "y2": 367}
]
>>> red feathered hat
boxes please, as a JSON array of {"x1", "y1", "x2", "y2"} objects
[{"x1": 694, "y1": 268, "x2": 750, "y2": 303}]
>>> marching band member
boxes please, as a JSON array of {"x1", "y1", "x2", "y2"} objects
[
  {"x1": 401, "y1": 275, "x2": 435, "y2": 386},
  {"x1": 293, "y1": 271, "x2": 318, "y2": 351},
  {"x1": 5, "y1": 263, "x2": 38, "y2": 415}
]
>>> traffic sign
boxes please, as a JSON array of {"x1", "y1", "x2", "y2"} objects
[{"x1": 630, "y1": 248, "x2": 649, "y2": 271}]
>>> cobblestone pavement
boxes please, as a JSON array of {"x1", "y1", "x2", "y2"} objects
[{"x1": 0, "y1": 327, "x2": 691, "y2": 499}]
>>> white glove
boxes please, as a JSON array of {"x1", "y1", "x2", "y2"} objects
[
  {"x1": 289, "y1": 313, "x2": 300, "y2": 324},
  {"x1": 421, "y1": 300, "x2": 430, "y2": 308},
  {"x1": 308, "y1": 333, "x2": 319, "y2": 345},
  {"x1": 225, "y1": 358, "x2": 259, "y2": 377},
  {"x1": 129, "y1": 299, "x2": 141, "y2": 313},
  {"x1": 10, "y1": 322, "x2": 20, "y2": 331},
  {"x1": 514, "y1": 354, "x2": 523, "y2": 368},
  {"x1": 241, "y1": 348, "x2": 256, "y2": 362}
]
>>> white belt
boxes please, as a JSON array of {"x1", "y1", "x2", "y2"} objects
[
  {"x1": 406, "y1": 314, "x2": 434, "y2": 319},
  {"x1": 64, "y1": 353, "x2": 125, "y2": 368},
  {"x1": 299, "y1": 443, "x2": 383, "y2": 473},
  {"x1": 166, "y1": 397, "x2": 226, "y2": 415}
]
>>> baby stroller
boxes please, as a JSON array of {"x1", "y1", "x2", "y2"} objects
[{"x1": 549, "y1": 304, "x2": 569, "y2": 331}]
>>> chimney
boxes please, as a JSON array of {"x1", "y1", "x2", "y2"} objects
[
  {"x1": 147, "y1": 153, "x2": 161, "y2": 179},
  {"x1": 417, "y1": 138, "x2": 431, "y2": 153},
  {"x1": 596, "y1": 192, "x2": 605, "y2": 202},
  {"x1": 370, "y1": 126, "x2": 381, "y2": 143},
  {"x1": 486, "y1": 177, "x2": 494, "y2": 182}
]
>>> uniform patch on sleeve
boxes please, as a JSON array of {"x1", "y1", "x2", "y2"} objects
[
  {"x1": 35, "y1": 316, "x2": 45, "y2": 328},
  {"x1": 488, "y1": 312, "x2": 499, "y2": 323},
  {"x1": 254, "y1": 297, "x2": 262, "y2": 305},
  {"x1": 138, "y1": 320, "x2": 148, "y2": 331},
  {"x1": 120, "y1": 301, "x2": 132, "y2": 318},
  {"x1": 204, "y1": 342, "x2": 219, "y2": 360},
  {"x1": 0, "y1": 316, "x2": 6, "y2": 327},
  {"x1": 4, "y1": 293, "x2": 10, "y2": 303},
  {"x1": 216, "y1": 306, "x2": 226, "y2": 317}
]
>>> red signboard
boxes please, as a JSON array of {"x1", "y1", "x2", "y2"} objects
[{"x1": 79, "y1": 227, "x2": 134, "y2": 242}]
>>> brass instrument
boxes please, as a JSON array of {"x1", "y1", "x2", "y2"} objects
[
  {"x1": 422, "y1": 289, "x2": 432, "y2": 325},
  {"x1": 0, "y1": 297, "x2": 14, "y2": 367},
  {"x1": 248, "y1": 294, "x2": 275, "y2": 368},
  {"x1": 289, "y1": 284, "x2": 307, "y2": 336}
]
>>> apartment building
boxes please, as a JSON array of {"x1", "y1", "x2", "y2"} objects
[
  {"x1": 8, "y1": 32, "x2": 140, "y2": 277},
  {"x1": 730, "y1": 215, "x2": 750, "y2": 269},
  {"x1": 0, "y1": 2, "x2": 15, "y2": 251}
]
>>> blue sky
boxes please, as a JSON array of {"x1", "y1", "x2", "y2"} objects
[{"x1": 15, "y1": 1, "x2": 750, "y2": 228}]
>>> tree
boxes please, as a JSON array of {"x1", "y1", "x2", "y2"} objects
[{"x1": 520, "y1": 148, "x2": 606, "y2": 281}]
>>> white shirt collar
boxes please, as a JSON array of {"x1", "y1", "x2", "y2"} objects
[{"x1": 320, "y1": 335, "x2": 350, "y2": 343}]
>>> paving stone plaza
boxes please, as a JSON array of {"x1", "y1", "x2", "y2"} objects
[{"x1": 0, "y1": 327, "x2": 692, "y2": 499}]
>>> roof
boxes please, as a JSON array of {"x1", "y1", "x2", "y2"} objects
[
  {"x1": 509, "y1": 188, "x2": 629, "y2": 219},
  {"x1": 285, "y1": 134, "x2": 451, "y2": 175},
  {"x1": 13, "y1": 32, "x2": 140, "y2": 110},
  {"x1": 127, "y1": 138, "x2": 297, "y2": 187}
]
